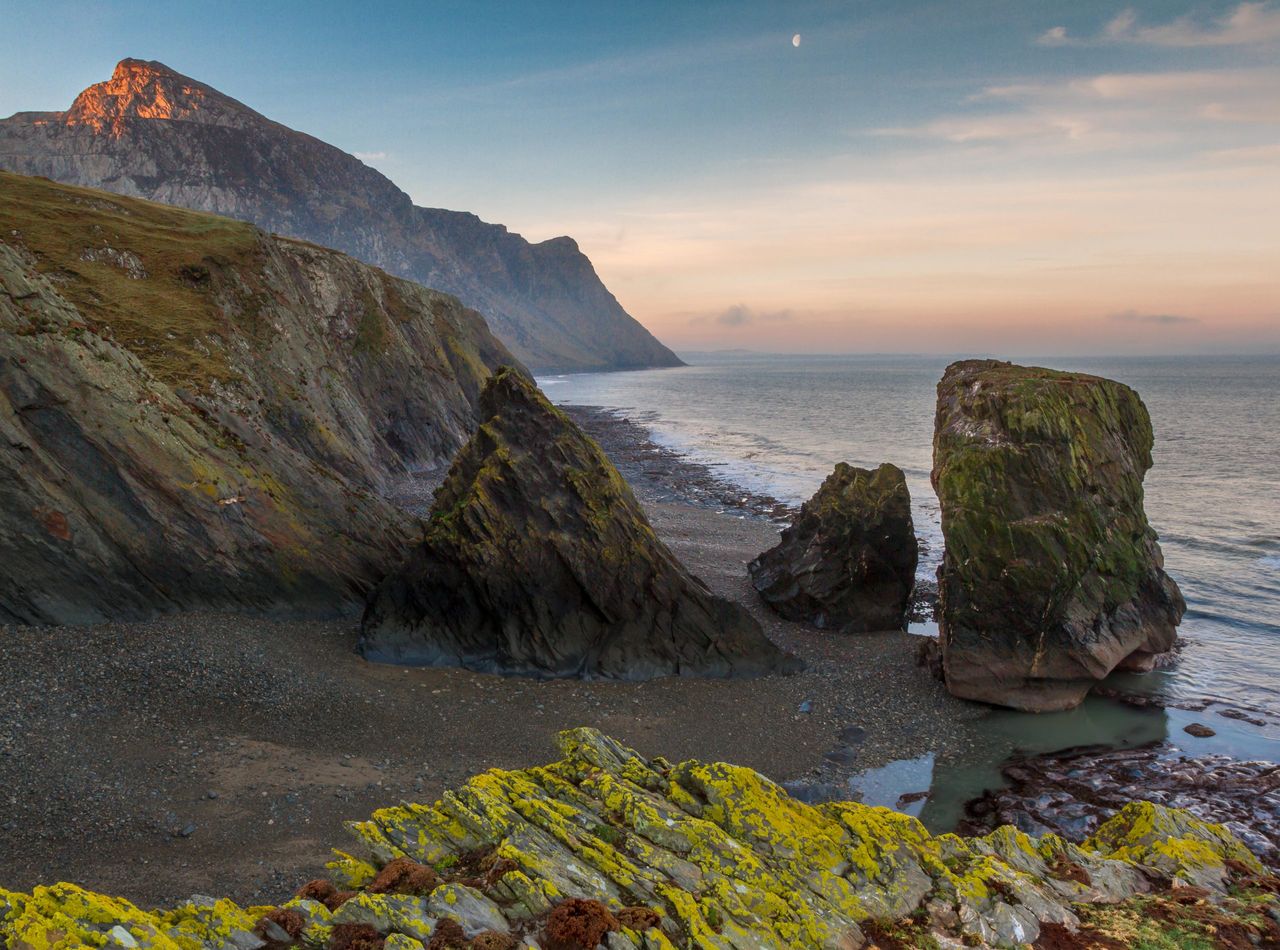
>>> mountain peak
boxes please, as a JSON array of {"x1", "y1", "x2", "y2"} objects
[{"x1": 64, "y1": 58, "x2": 261, "y2": 134}]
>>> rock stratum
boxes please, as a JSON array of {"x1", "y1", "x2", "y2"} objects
[
  {"x1": 2, "y1": 729, "x2": 1276, "y2": 950},
  {"x1": 0, "y1": 170, "x2": 514, "y2": 625},
  {"x1": 361, "y1": 370, "x2": 797, "y2": 679},
  {"x1": 0, "y1": 58, "x2": 683, "y2": 373},
  {"x1": 932, "y1": 360, "x2": 1186, "y2": 712},
  {"x1": 749, "y1": 462, "x2": 917, "y2": 632}
]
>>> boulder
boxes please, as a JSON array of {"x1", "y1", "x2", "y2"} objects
[
  {"x1": 932, "y1": 360, "x2": 1185, "y2": 711},
  {"x1": 360, "y1": 369, "x2": 800, "y2": 679},
  {"x1": 748, "y1": 462, "x2": 917, "y2": 631}
]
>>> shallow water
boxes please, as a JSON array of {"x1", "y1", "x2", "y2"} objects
[{"x1": 542, "y1": 353, "x2": 1280, "y2": 824}]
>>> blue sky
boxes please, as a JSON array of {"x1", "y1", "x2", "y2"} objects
[{"x1": 3, "y1": 1, "x2": 1278, "y2": 353}]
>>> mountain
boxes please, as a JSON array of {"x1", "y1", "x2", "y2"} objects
[
  {"x1": 0, "y1": 58, "x2": 683, "y2": 372},
  {"x1": 0, "y1": 170, "x2": 516, "y2": 624}
]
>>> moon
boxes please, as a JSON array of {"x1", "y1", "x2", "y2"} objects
[{"x1": 792, "y1": 33, "x2": 802, "y2": 47}]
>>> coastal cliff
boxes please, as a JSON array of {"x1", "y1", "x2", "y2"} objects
[
  {"x1": 0, "y1": 170, "x2": 515, "y2": 624},
  {"x1": 1, "y1": 729, "x2": 1275, "y2": 949},
  {"x1": 0, "y1": 59, "x2": 683, "y2": 373}
]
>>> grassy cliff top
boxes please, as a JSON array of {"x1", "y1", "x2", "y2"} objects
[{"x1": 0, "y1": 169, "x2": 269, "y2": 387}]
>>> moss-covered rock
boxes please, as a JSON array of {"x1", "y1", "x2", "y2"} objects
[
  {"x1": 932, "y1": 360, "x2": 1185, "y2": 711},
  {"x1": 3, "y1": 729, "x2": 1274, "y2": 949},
  {"x1": 748, "y1": 462, "x2": 917, "y2": 632},
  {"x1": 360, "y1": 370, "x2": 799, "y2": 679}
]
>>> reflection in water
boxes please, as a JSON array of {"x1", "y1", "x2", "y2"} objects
[{"x1": 849, "y1": 754, "x2": 936, "y2": 818}]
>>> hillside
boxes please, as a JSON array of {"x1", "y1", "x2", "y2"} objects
[
  {"x1": 0, "y1": 58, "x2": 684, "y2": 372},
  {"x1": 0, "y1": 170, "x2": 516, "y2": 624}
]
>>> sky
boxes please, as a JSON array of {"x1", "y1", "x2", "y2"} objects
[{"x1": 2, "y1": 0, "x2": 1278, "y2": 355}]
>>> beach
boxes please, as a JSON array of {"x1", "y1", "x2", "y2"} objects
[{"x1": 0, "y1": 478, "x2": 981, "y2": 910}]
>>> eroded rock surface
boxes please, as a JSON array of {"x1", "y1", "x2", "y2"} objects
[
  {"x1": 0, "y1": 171, "x2": 514, "y2": 624},
  {"x1": 360, "y1": 370, "x2": 798, "y2": 679},
  {"x1": 2, "y1": 728, "x2": 1274, "y2": 949},
  {"x1": 749, "y1": 462, "x2": 917, "y2": 632},
  {"x1": 932, "y1": 360, "x2": 1185, "y2": 711}
]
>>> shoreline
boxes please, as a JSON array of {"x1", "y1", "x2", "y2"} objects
[{"x1": 3, "y1": 399, "x2": 1277, "y2": 907}]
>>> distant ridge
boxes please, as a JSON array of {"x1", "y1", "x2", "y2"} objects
[{"x1": 0, "y1": 59, "x2": 684, "y2": 372}]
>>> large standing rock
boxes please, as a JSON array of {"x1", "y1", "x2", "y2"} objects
[
  {"x1": 748, "y1": 462, "x2": 917, "y2": 631},
  {"x1": 932, "y1": 360, "x2": 1185, "y2": 711},
  {"x1": 360, "y1": 369, "x2": 800, "y2": 679}
]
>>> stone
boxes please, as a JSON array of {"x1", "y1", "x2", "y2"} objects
[
  {"x1": 1184, "y1": 723, "x2": 1216, "y2": 738},
  {"x1": 748, "y1": 462, "x2": 917, "y2": 632},
  {"x1": 932, "y1": 360, "x2": 1185, "y2": 711},
  {"x1": 360, "y1": 369, "x2": 800, "y2": 680},
  {"x1": 0, "y1": 734, "x2": 1275, "y2": 950}
]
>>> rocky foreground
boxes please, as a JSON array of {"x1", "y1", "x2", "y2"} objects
[{"x1": 2, "y1": 729, "x2": 1276, "y2": 950}]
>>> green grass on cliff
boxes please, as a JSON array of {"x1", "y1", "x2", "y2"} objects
[{"x1": 0, "y1": 169, "x2": 265, "y2": 387}]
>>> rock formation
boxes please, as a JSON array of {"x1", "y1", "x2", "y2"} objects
[
  {"x1": 932, "y1": 360, "x2": 1185, "y2": 711},
  {"x1": 2, "y1": 728, "x2": 1275, "y2": 949},
  {"x1": 0, "y1": 171, "x2": 514, "y2": 624},
  {"x1": 0, "y1": 58, "x2": 683, "y2": 373},
  {"x1": 748, "y1": 462, "x2": 917, "y2": 632},
  {"x1": 361, "y1": 369, "x2": 798, "y2": 679}
]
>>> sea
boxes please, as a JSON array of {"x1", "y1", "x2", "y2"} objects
[{"x1": 541, "y1": 353, "x2": 1280, "y2": 828}]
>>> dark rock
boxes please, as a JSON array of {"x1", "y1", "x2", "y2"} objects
[
  {"x1": 1184, "y1": 723, "x2": 1216, "y2": 738},
  {"x1": 748, "y1": 462, "x2": 917, "y2": 632},
  {"x1": 0, "y1": 59, "x2": 681, "y2": 373},
  {"x1": 932, "y1": 360, "x2": 1185, "y2": 711},
  {"x1": 360, "y1": 370, "x2": 800, "y2": 679}
]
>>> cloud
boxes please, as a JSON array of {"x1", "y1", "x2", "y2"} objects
[
  {"x1": 1041, "y1": 3, "x2": 1280, "y2": 48},
  {"x1": 688, "y1": 304, "x2": 794, "y2": 328},
  {"x1": 354, "y1": 151, "x2": 387, "y2": 162},
  {"x1": 1109, "y1": 310, "x2": 1200, "y2": 325},
  {"x1": 1036, "y1": 25, "x2": 1070, "y2": 47}
]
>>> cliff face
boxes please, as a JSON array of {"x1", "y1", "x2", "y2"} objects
[
  {"x1": 0, "y1": 170, "x2": 515, "y2": 625},
  {"x1": 0, "y1": 58, "x2": 684, "y2": 373},
  {"x1": 932, "y1": 360, "x2": 1185, "y2": 712},
  {"x1": 2, "y1": 729, "x2": 1275, "y2": 950}
]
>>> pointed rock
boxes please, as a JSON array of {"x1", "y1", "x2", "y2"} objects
[
  {"x1": 360, "y1": 369, "x2": 800, "y2": 679},
  {"x1": 749, "y1": 462, "x2": 918, "y2": 631},
  {"x1": 932, "y1": 360, "x2": 1185, "y2": 711}
]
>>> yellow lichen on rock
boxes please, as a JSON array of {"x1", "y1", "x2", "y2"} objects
[{"x1": 1, "y1": 729, "x2": 1274, "y2": 950}]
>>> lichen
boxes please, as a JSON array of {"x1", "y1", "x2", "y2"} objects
[{"x1": 2, "y1": 731, "x2": 1273, "y2": 950}]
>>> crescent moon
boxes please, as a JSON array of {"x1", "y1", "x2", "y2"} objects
[{"x1": 792, "y1": 33, "x2": 802, "y2": 47}]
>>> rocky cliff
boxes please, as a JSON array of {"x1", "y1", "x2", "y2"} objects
[
  {"x1": 2, "y1": 728, "x2": 1276, "y2": 949},
  {"x1": 932, "y1": 360, "x2": 1185, "y2": 712},
  {"x1": 361, "y1": 369, "x2": 798, "y2": 679},
  {"x1": 0, "y1": 170, "x2": 515, "y2": 624},
  {"x1": 0, "y1": 59, "x2": 683, "y2": 373}
]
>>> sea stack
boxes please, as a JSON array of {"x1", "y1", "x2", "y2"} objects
[
  {"x1": 360, "y1": 368, "x2": 800, "y2": 679},
  {"x1": 932, "y1": 360, "x2": 1185, "y2": 711},
  {"x1": 749, "y1": 462, "x2": 917, "y2": 631}
]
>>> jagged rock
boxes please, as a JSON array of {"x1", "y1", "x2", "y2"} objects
[
  {"x1": 748, "y1": 462, "x2": 917, "y2": 632},
  {"x1": 361, "y1": 370, "x2": 798, "y2": 679},
  {"x1": 0, "y1": 171, "x2": 514, "y2": 624},
  {"x1": 0, "y1": 59, "x2": 682, "y2": 373},
  {"x1": 932, "y1": 360, "x2": 1186, "y2": 711},
  {"x1": 4, "y1": 729, "x2": 1274, "y2": 950}
]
